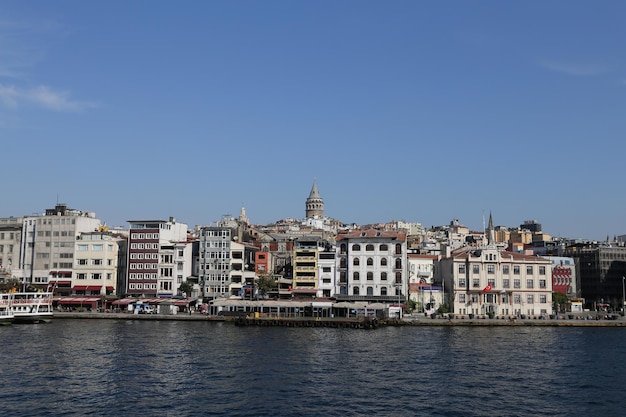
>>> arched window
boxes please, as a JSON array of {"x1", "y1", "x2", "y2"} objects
[
  {"x1": 366, "y1": 244, "x2": 375, "y2": 251},
  {"x1": 395, "y1": 272, "x2": 402, "y2": 283},
  {"x1": 353, "y1": 286, "x2": 360, "y2": 295},
  {"x1": 353, "y1": 272, "x2": 360, "y2": 281},
  {"x1": 380, "y1": 244, "x2": 388, "y2": 251},
  {"x1": 367, "y1": 272, "x2": 373, "y2": 280},
  {"x1": 352, "y1": 244, "x2": 361, "y2": 251},
  {"x1": 367, "y1": 257, "x2": 373, "y2": 266},
  {"x1": 381, "y1": 258, "x2": 388, "y2": 266},
  {"x1": 340, "y1": 258, "x2": 347, "y2": 268},
  {"x1": 395, "y1": 243, "x2": 402, "y2": 254},
  {"x1": 367, "y1": 286, "x2": 374, "y2": 296},
  {"x1": 381, "y1": 272, "x2": 388, "y2": 281},
  {"x1": 340, "y1": 244, "x2": 347, "y2": 254},
  {"x1": 353, "y1": 258, "x2": 360, "y2": 266},
  {"x1": 381, "y1": 287, "x2": 388, "y2": 296},
  {"x1": 395, "y1": 258, "x2": 402, "y2": 269}
]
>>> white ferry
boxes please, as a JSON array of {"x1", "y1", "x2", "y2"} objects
[
  {"x1": 0, "y1": 293, "x2": 14, "y2": 325},
  {"x1": 12, "y1": 292, "x2": 54, "y2": 324}
]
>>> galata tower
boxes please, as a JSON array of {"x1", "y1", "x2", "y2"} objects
[{"x1": 305, "y1": 178, "x2": 324, "y2": 219}]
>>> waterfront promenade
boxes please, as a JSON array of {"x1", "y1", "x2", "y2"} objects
[{"x1": 52, "y1": 310, "x2": 626, "y2": 327}]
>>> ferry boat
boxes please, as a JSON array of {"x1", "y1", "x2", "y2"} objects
[
  {"x1": 12, "y1": 292, "x2": 54, "y2": 324},
  {"x1": 0, "y1": 293, "x2": 14, "y2": 325}
]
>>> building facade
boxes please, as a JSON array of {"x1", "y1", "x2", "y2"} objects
[
  {"x1": 335, "y1": 229, "x2": 407, "y2": 304},
  {"x1": 439, "y1": 246, "x2": 553, "y2": 317}
]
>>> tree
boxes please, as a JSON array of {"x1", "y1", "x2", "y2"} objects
[
  {"x1": 178, "y1": 280, "x2": 194, "y2": 297},
  {"x1": 0, "y1": 278, "x2": 20, "y2": 293},
  {"x1": 255, "y1": 274, "x2": 278, "y2": 298},
  {"x1": 553, "y1": 292, "x2": 569, "y2": 313}
]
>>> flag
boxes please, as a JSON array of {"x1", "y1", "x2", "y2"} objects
[{"x1": 482, "y1": 284, "x2": 492, "y2": 292}]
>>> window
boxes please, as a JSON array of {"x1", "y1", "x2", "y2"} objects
[
  {"x1": 380, "y1": 244, "x2": 388, "y2": 251},
  {"x1": 539, "y1": 266, "x2": 546, "y2": 275},
  {"x1": 514, "y1": 294, "x2": 521, "y2": 304},
  {"x1": 539, "y1": 279, "x2": 546, "y2": 289},
  {"x1": 366, "y1": 244, "x2": 374, "y2": 251},
  {"x1": 77, "y1": 273, "x2": 86, "y2": 280},
  {"x1": 352, "y1": 244, "x2": 361, "y2": 251},
  {"x1": 487, "y1": 265, "x2": 495, "y2": 274},
  {"x1": 527, "y1": 266, "x2": 533, "y2": 275},
  {"x1": 458, "y1": 264, "x2": 466, "y2": 274},
  {"x1": 367, "y1": 258, "x2": 373, "y2": 266},
  {"x1": 353, "y1": 287, "x2": 360, "y2": 295},
  {"x1": 503, "y1": 279, "x2": 510, "y2": 288},
  {"x1": 380, "y1": 272, "x2": 387, "y2": 281},
  {"x1": 513, "y1": 265, "x2": 520, "y2": 275},
  {"x1": 367, "y1": 272, "x2": 373, "y2": 280},
  {"x1": 93, "y1": 244, "x2": 103, "y2": 251},
  {"x1": 459, "y1": 278, "x2": 466, "y2": 287},
  {"x1": 93, "y1": 259, "x2": 102, "y2": 265},
  {"x1": 527, "y1": 294, "x2": 534, "y2": 304},
  {"x1": 540, "y1": 295, "x2": 547, "y2": 303},
  {"x1": 488, "y1": 278, "x2": 495, "y2": 287},
  {"x1": 471, "y1": 294, "x2": 479, "y2": 303},
  {"x1": 459, "y1": 294, "x2": 466, "y2": 303},
  {"x1": 77, "y1": 259, "x2": 88, "y2": 265},
  {"x1": 353, "y1": 258, "x2": 360, "y2": 266},
  {"x1": 381, "y1": 287, "x2": 387, "y2": 296},
  {"x1": 503, "y1": 265, "x2": 510, "y2": 274},
  {"x1": 353, "y1": 272, "x2": 360, "y2": 281},
  {"x1": 514, "y1": 279, "x2": 520, "y2": 289},
  {"x1": 77, "y1": 244, "x2": 88, "y2": 251},
  {"x1": 367, "y1": 286, "x2": 374, "y2": 295},
  {"x1": 472, "y1": 265, "x2": 479, "y2": 274},
  {"x1": 92, "y1": 273, "x2": 102, "y2": 280},
  {"x1": 381, "y1": 258, "x2": 388, "y2": 266},
  {"x1": 472, "y1": 279, "x2": 480, "y2": 288},
  {"x1": 526, "y1": 279, "x2": 534, "y2": 289}
]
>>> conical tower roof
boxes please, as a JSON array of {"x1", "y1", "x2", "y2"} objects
[{"x1": 308, "y1": 178, "x2": 321, "y2": 199}]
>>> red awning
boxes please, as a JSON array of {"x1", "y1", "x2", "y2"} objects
[
  {"x1": 106, "y1": 286, "x2": 114, "y2": 291},
  {"x1": 57, "y1": 297, "x2": 99, "y2": 305},
  {"x1": 50, "y1": 280, "x2": 72, "y2": 285},
  {"x1": 73, "y1": 285, "x2": 102, "y2": 291}
]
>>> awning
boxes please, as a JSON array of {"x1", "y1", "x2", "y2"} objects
[
  {"x1": 291, "y1": 288, "x2": 317, "y2": 294},
  {"x1": 106, "y1": 286, "x2": 114, "y2": 291},
  {"x1": 49, "y1": 280, "x2": 72, "y2": 286},
  {"x1": 112, "y1": 298, "x2": 136, "y2": 305},
  {"x1": 73, "y1": 285, "x2": 102, "y2": 291},
  {"x1": 57, "y1": 297, "x2": 100, "y2": 305}
]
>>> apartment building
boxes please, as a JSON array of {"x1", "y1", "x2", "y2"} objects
[
  {"x1": 73, "y1": 231, "x2": 119, "y2": 296},
  {"x1": 126, "y1": 218, "x2": 188, "y2": 297},
  {"x1": 20, "y1": 204, "x2": 102, "y2": 290},
  {"x1": 0, "y1": 216, "x2": 22, "y2": 282},
  {"x1": 335, "y1": 229, "x2": 407, "y2": 303},
  {"x1": 197, "y1": 226, "x2": 234, "y2": 301}
]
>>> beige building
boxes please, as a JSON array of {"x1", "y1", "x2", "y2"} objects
[
  {"x1": 73, "y1": 231, "x2": 119, "y2": 296},
  {"x1": 439, "y1": 245, "x2": 553, "y2": 318}
]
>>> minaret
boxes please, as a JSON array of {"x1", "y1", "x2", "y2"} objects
[
  {"x1": 305, "y1": 178, "x2": 324, "y2": 219},
  {"x1": 487, "y1": 212, "x2": 495, "y2": 245}
]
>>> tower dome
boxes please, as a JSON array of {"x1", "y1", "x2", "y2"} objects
[{"x1": 305, "y1": 178, "x2": 324, "y2": 219}]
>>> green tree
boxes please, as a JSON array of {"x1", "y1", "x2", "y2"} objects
[
  {"x1": 0, "y1": 278, "x2": 20, "y2": 292},
  {"x1": 255, "y1": 274, "x2": 278, "y2": 298},
  {"x1": 178, "y1": 280, "x2": 194, "y2": 297},
  {"x1": 553, "y1": 292, "x2": 569, "y2": 313}
]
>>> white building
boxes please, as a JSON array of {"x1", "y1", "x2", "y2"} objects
[{"x1": 73, "y1": 231, "x2": 119, "y2": 296}]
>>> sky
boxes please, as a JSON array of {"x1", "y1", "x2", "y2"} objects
[{"x1": 1, "y1": 1, "x2": 625, "y2": 240}]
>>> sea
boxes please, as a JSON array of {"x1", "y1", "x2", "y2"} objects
[{"x1": 1, "y1": 319, "x2": 625, "y2": 417}]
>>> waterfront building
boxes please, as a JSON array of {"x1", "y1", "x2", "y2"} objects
[
  {"x1": 335, "y1": 229, "x2": 407, "y2": 305},
  {"x1": 73, "y1": 231, "x2": 119, "y2": 296},
  {"x1": 126, "y1": 218, "x2": 188, "y2": 297},
  {"x1": 20, "y1": 204, "x2": 102, "y2": 291},
  {"x1": 0, "y1": 216, "x2": 23, "y2": 282},
  {"x1": 292, "y1": 236, "x2": 321, "y2": 299},
  {"x1": 197, "y1": 226, "x2": 235, "y2": 301},
  {"x1": 439, "y1": 245, "x2": 553, "y2": 317},
  {"x1": 562, "y1": 243, "x2": 626, "y2": 310},
  {"x1": 317, "y1": 242, "x2": 336, "y2": 298},
  {"x1": 407, "y1": 254, "x2": 441, "y2": 312},
  {"x1": 228, "y1": 240, "x2": 258, "y2": 299}
]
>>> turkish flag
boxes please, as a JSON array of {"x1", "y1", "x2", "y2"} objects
[{"x1": 482, "y1": 284, "x2": 492, "y2": 292}]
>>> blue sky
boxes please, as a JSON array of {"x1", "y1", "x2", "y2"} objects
[{"x1": 1, "y1": 1, "x2": 624, "y2": 240}]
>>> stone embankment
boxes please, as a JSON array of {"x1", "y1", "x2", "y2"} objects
[{"x1": 53, "y1": 311, "x2": 626, "y2": 327}]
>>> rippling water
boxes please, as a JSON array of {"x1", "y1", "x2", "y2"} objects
[{"x1": 1, "y1": 320, "x2": 625, "y2": 416}]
